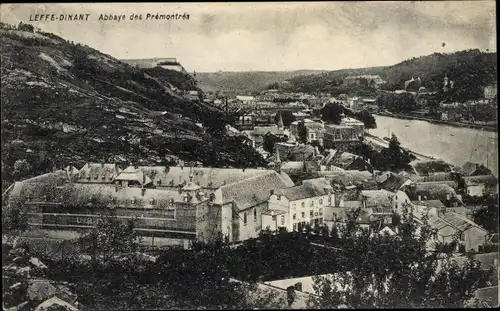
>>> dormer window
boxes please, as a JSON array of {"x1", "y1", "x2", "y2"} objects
[
  {"x1": 157, "y1": 179, "x2": 162, "y2": 185},
  {"x1": 86, "y1": 176, "x2": 90, "y2": 181},
  {"x1": 319, "y1": 199, "x2": 323, "y2": 205},
  {"x1": 169, "y1": 180, "x2": 174, "y2": 186},
  {"x1": 150, "y1": 198, "x2": 156, "y2": 205},
  {"x1": 101, "y1": 175, "x2": 106, "y2": 181},
  {"x1": 130, "y1": 197, "x2": 136, "y2": 204}
]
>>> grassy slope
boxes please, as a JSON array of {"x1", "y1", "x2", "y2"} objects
[{"x1": 1, "y1": 28, "x2": 265, "y2": 190}]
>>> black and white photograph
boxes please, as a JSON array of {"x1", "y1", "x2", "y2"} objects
[{"x1": 1, "y1": 2, "x2": 498, "y2": 310}]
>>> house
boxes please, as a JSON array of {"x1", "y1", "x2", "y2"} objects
[
  {"x1": 229, "y1": 278, "x2": 311, "y2": 309},
  {"x1": 403, "y1": 182, "x2": 464, "y2": 208},
  {"x1": 248, "y1": 125, "x2": 289, "y2": 147},
  {"x1": 484, "y1": 82, "x2": 497, "y2": 100},
  {"x1": 273, "y1": 143, "x2": 318, "y2": 162},
  {"x1": 319, "y1": 170, "x2": 379, "y2": 190},
  {"x1": 267, "y1": 178, "x2": 334, "y2": 232},
  {"x1": 185, "y1": 90, "x2": 200, "y2": 101},
  {"x1": 235, "y1": 95, "x2": 255, "y2": 105},
  {"x1": 346, "y1": 97, "x2": 364, "y2": 110},
  {"x1": 276, "y1": 161, "x2": 321, "y2": 183},
  {"x1": 234, "y1": 115, "x2": 254, "y2": 130},
  {"x1": 323, "y1": 124, "x2": 360, "y2": 150},
  {"x1": 328, "y1": 152, "x2": 373, "y2": 172},
  {"x1": 375, "y1": 171, "x2": 413, "y2": 192},
  {"x1": 408, "y1": 159, "x2": 453, "y2": 176},
  {"x1": 457, "y1": 162, "x2": 492, "y2": 177},
  {"x1": 343, "y1": 75, "x2": 386, "y2": 88},
  {"x1": 340, "y1": 117, "x2": 365, "y2": 138},
  {"x1": 462, "y1": 175, "x2": 498, "y2": 197},
  {"x1": 427, "y1": 211, "x2": 489, "y2": 252},
  {"x1": 290, "y1": 119, "x2": 325, "y2": 145},
  {"x1": 5, "y1": 165, "x2": 295, "y2": 246},
  {"x1": 360, "y1": 189, "x2": 396, "y2": 224}
]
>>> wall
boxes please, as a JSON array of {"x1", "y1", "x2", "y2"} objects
[
  {"x1": 465, "y1": 226, "x2": 488, "y2": 252},
  {"x1": 238, "y1": 206, "x2": 262, "y2": 241},
  {"x1": 467, "y1": 184, "x2": 485, "y2": 197},
  {"x1": 393, "y1": 190, "x2": 412, "y2": 214}
]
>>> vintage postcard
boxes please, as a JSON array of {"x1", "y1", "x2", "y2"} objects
[{"x1": 1, "y1": 2, "x2": 498, "y2": 310}]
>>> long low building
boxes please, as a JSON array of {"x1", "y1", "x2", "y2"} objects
[{"x1": 4, "y1": 164, "x2": 294, "y2": 247}]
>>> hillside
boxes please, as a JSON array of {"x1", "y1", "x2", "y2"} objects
[
  {"x1": 0, "y1": 25, "x2": 265, "y2": 191},
  {"x1": 196, "y1": 70, "x2": 328, "y2": 94},
  {"x1": 285, "y1": 50, "x2": 497, "y2": 99}
]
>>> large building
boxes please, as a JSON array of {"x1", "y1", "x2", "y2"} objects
[
  {"x1": 4, "y1": 164, "x2": 295, "y2": 247},
  {"x1": 322, "y1": 124, "x2": 360, "y2": 149}
]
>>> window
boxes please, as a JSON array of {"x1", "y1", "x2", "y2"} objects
[
  {"x1": 333, "y1": 213, "x2": 337, "y2": 221},
  {"x1": 94, "y1": 175, "x2": 98, "y2": 180},
  {"x1": 150, "y1": 199, "x2": 156, "y2": 205},
  {"x1": 101, "y1": 176, "x2": 106, "y2": 181},
  {"x1": 293, "y1": 213, "x2": 296, "y2": 220},
  {"x1": 86, "y1": 176, "x2": 90, "y2": 181},
  {"x1": 277, "y1": 195, "x2": 281, "y2": 200},
  {"x1": 281, "y1": 215, "x2": 285, "y2": 225},
  {"x1": 243, "y1": 212, "x2": 247, "y2": 225},
  {"x1": 310, "y1": 210, "x2": 313, "y2": 217},
  {"x1": 310, "y1": 200, "x2": 314, "y2": 207},
  {"x1": 301, "y1": 202, "x2": 305, "y2": 208},
  {"x1": 157, "y1": 179, "x2": 162, "y2": 185},
  {"x1": 301, "y1": 212, "x2": 305, "y2": 218},
  {"x1": 293, "y1": 223, "x2": 297, "y2": 231},
  {"x1": 319, "y1": 219, "x2": 323, "y2": 224},
  {"x1": 459, "y1": 231, "x2": 465, "y2": 241},
  {"x1": 130, "y1": 197, "x2": 136, "y2": 204},
  {"x1": 319, "y1": 199, "x2": 323, "y2": 205},
  {"x1": 253, "y1": 209, "x2": 257, "y2": 220}
]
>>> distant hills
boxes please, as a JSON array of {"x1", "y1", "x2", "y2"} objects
[
  {"x1": 196, "y1": 70, "x2": 328, "y2": 94},
  {"x1": 196, "y1": 50, "x2": 497, "y2": 100}
]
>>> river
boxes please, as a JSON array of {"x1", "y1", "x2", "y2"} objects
[{"x1": 369, "y1": 115, "x2": 498, "y2": 175}]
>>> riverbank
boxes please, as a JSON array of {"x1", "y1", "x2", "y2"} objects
[
  {"x1": 364, "y1": 132, "x2": 436, "y2": 161},
  {"x1": 374, "y1": 112, "x2": 498, "y2": 132}
]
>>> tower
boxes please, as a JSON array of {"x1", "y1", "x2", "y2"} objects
[
  {"x1": 181, "y1": 167, "x2": 202, "y2": 204},
  {"x1": 277, "y1": 111, "x2": 284, "y2": 130},
  {"x1": 275, "y1": 147, "x2": 282, "y2": 173}
]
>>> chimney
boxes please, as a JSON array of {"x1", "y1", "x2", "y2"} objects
[
  {"x1": 294, "y1": 282, "x2": 303, "y2": 292},
  {"x1": 286, "y1": 286, "x2": 296, "y2": 307}
]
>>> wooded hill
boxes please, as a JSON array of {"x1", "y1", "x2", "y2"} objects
[{"x1": 284, "y1": 49, "x2": 497, "y2": 100}]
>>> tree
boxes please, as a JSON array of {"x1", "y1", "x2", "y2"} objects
[
  {"x1": 321, "y1": 103, "x2": 344, "y2": 124},
  {"x1": 13, "y1": 159, "x2": 31, "y2": 181},
  {"x1": 262, "y1": 132, "x2": 287, "y2": 154},
  {"x1": 357, "y1": 110, "x2": 377, "y2": 129},
  {"x1": 310, "y1": 140, "x2": 324, "y2": 154},
  {"x1": 274, "y1": 111, "x2": 296, "y2": 127},
  {"x1": 380, "y1": 134, "x2": 415, "y2": 172},
  {"x1": 472, "y1": 195, "x2": 499, "y2": 233},
  {"x1": 308, "y1": 207, "x2": 492, "y2": 309},
  {"x1": 297, "y1": 121, "x2": 308, "y2": 143},
  {"x1": 77, "y1": 214, "x2": 143, "y2": 268}
]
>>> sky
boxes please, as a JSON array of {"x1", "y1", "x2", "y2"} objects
[{"x1": 1, "y1": 2, "x2": 496, "y2": 72}]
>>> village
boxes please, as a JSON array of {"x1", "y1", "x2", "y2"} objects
[
  {"x1": 3, "y1": 84, "x2": 499, "y2": 308},
  {"x1": 1, "y1": 2, "x2": 498, "y2": 309}
]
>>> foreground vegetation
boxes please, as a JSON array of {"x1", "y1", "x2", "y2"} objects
[{"x1": 2, "y1": 205, "x2": 493, "y2": 310}]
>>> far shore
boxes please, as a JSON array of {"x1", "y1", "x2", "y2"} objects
[{"x1": 374, "y1": 112, "x2": 498, "y2": 133}]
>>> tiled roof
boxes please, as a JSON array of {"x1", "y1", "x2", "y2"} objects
[
  {"x1": 472, "y1": 286, "x2": 498, "y2": 307},
  {"x1": 409, "y1": 159, "x2": 452, "y2": 176},
  {"x1": 253, "y1": 126, "x2": 286, "y2": 136},
  {"x1": 12, "y1": 182, "x2": 188, "y2": 209},
  {"x1": 162, "y1": 167, "x2": 269, "y2": 189},
  {"x1": 115, "y1": 166, "x2": 153, "y2": 186},
  {"x1": 377, "y1": 172, "x2": 410, "y2": 192},
  {"x1": 408, "y1": 183, "x2": 458, "y2": 202},
  {"x1": 408, "y1": 172, "x2": 456, "y2": 183},
  {"x1": 463, "y1": 175, "x2": 498, "y2": 187},
  {"x1": 320, "y1": 149, "x2": 338, "y2": 166},
  {"x1": 219, "y1": 171, "x2": 294, "y2": 211},
  {"x1": 361, "y1": 190, "x2": 394, "y2": 208},
  {"x1": 411, "y1": 200, "x2": 445, "y2": 208},
  {"x1": 276, "y1": 178, "x2": 331, "y2": 201},
  {"x1": 331, "y1": 152, "x2": 360, "y2": 170},
  {"x1": 321, "y1": 170, "x2": 377, "y2": 189},
  {"x1": 428, "y1": 212, "x2": 487, "y2": 232},
  {"x1": 78, "y1": 163, "x2": 122, "y2": 183}
]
